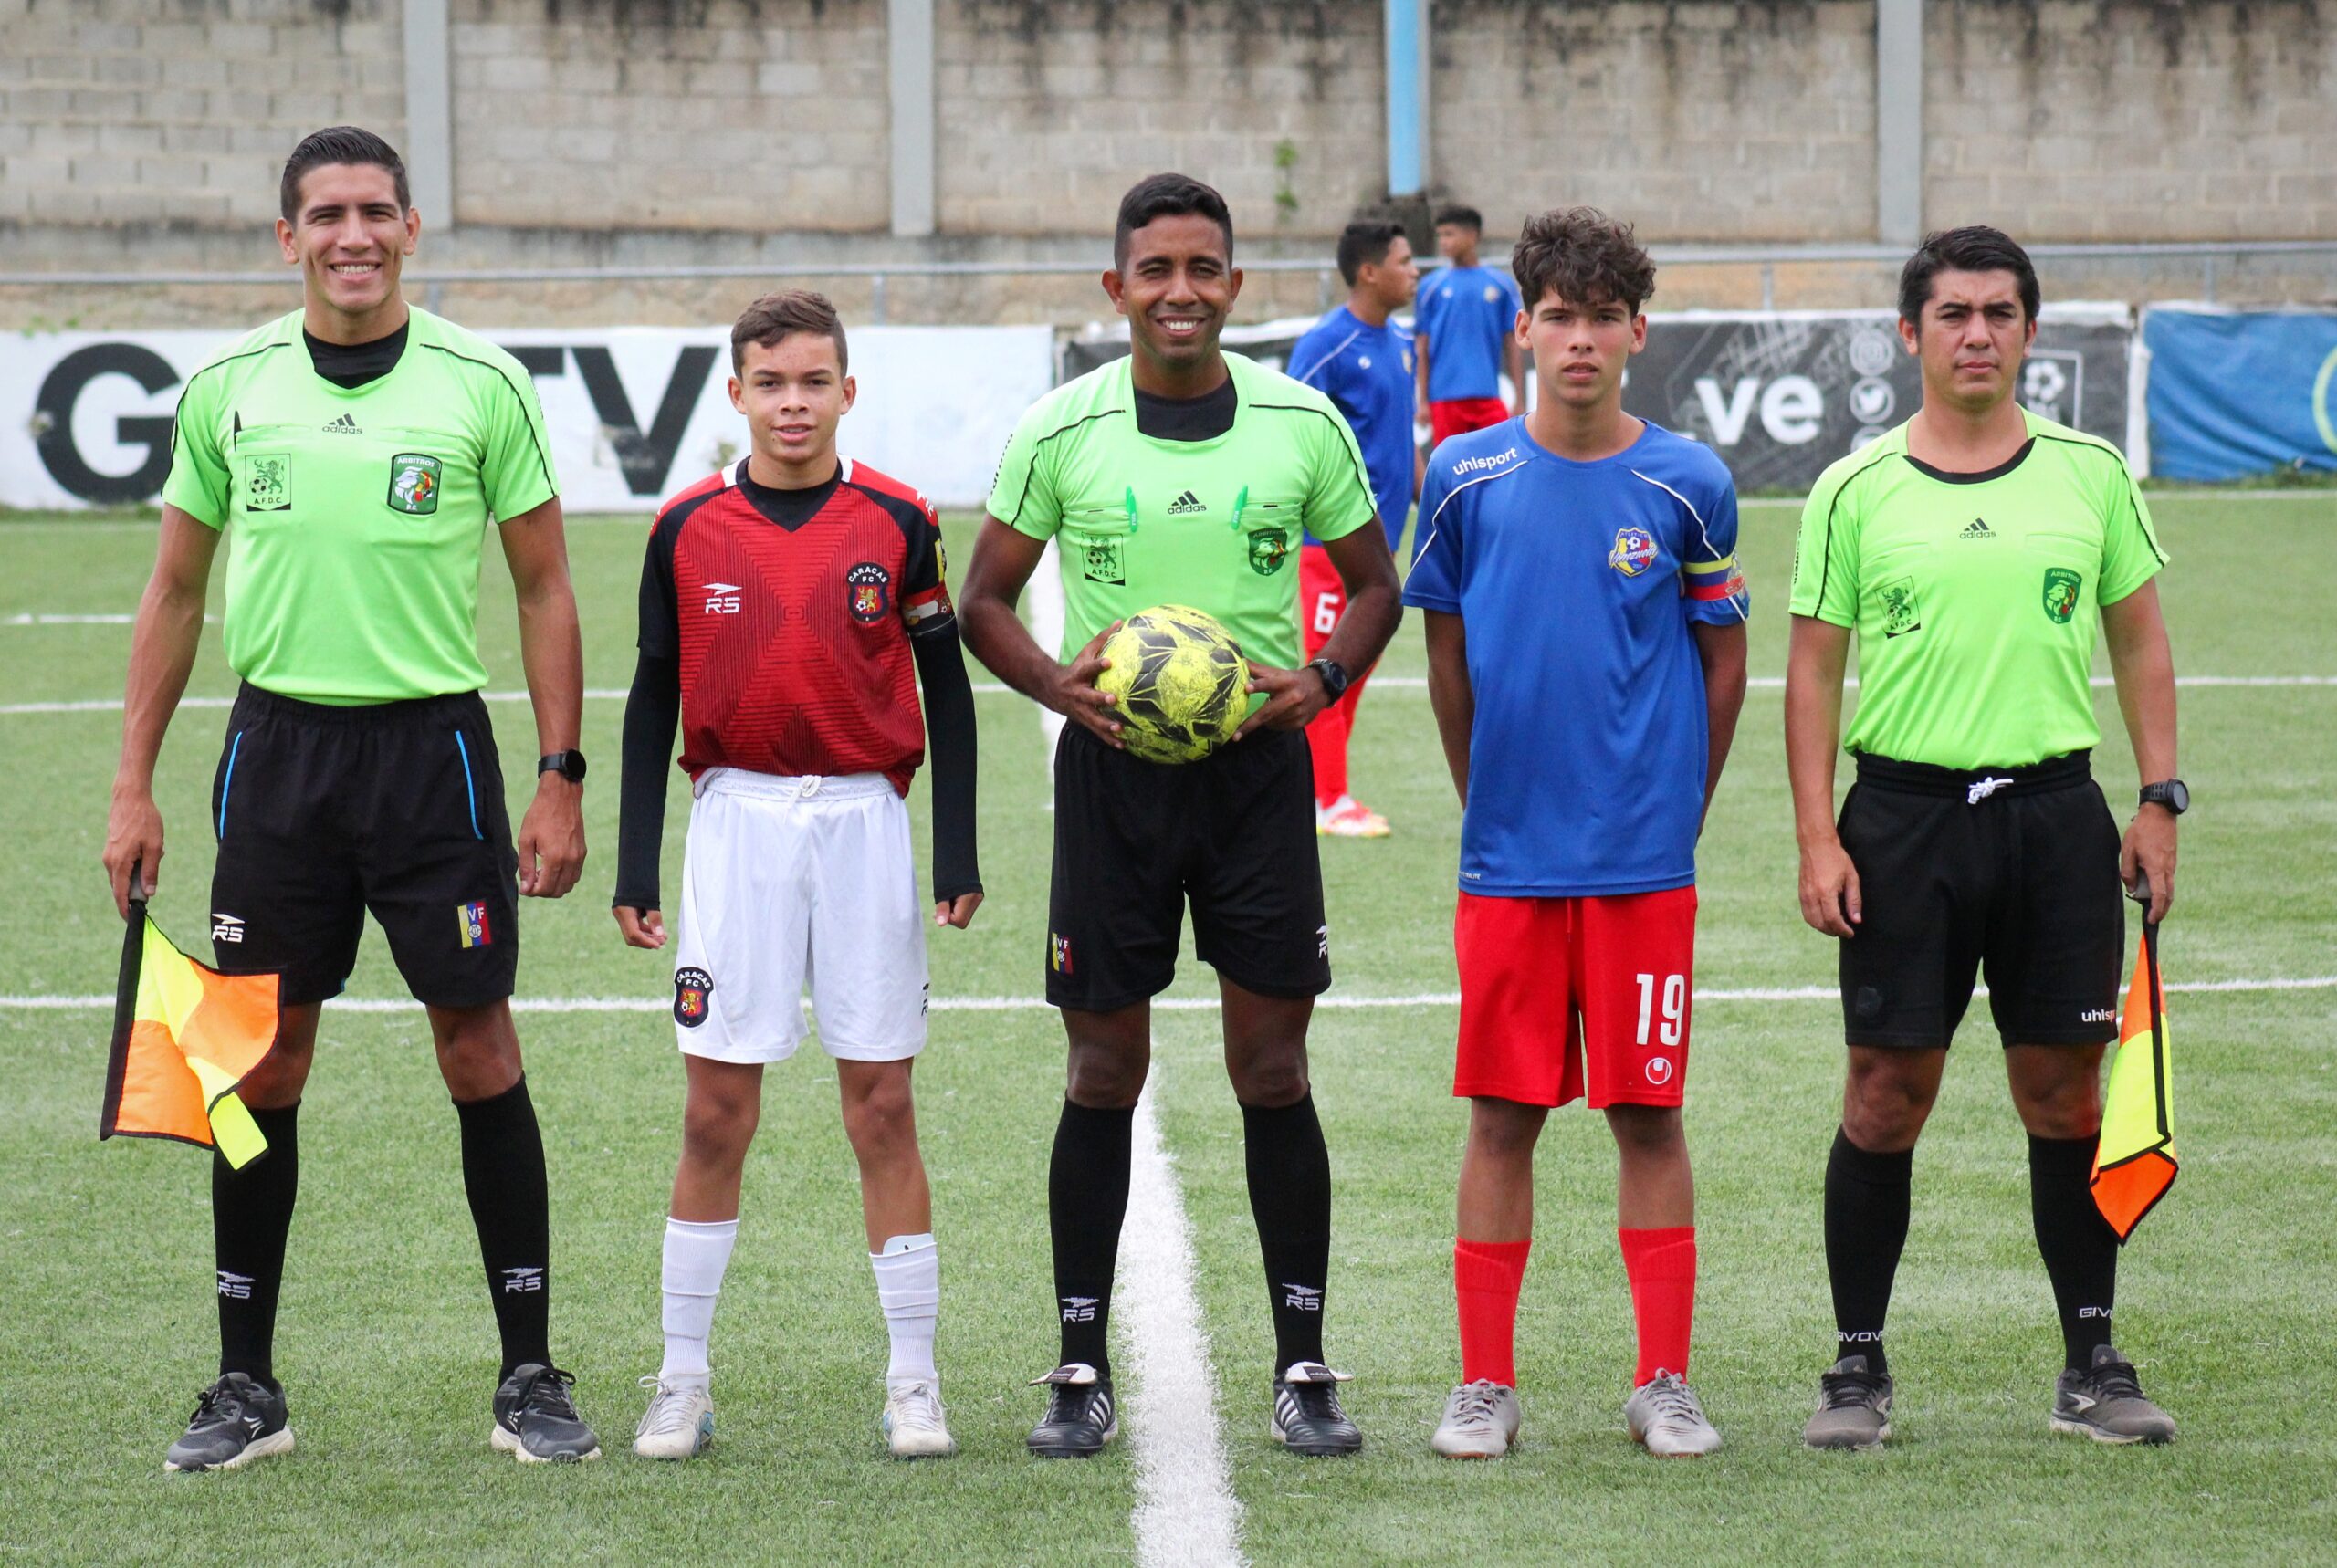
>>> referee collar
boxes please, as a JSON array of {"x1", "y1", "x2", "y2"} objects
[{"x1": 1902, "y1": 436, "x2": 2036, "y2": 486}]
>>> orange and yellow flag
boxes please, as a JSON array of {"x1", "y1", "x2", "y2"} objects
[
  {"x1": 2091, "y1": 924, "x2": 2176, "y2": 1242},
  {"x1": 100, "y1": 911, "x2": 281, "y2": 1169}
]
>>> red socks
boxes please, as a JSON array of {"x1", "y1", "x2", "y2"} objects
[
  {"x1": 1453, "y1": 1238, "x2": 1532, "y2": 1387},
  {"x1": 1619, "y1": 1226, "x2": 1697, "y2": 1385}
]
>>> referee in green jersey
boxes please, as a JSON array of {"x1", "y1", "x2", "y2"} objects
[
  {"x1": 101, "y1": 128, "x2": 599, "y2": 1469},
  {"x1": 1786, "y1": 227, "x2": 2181, "y2": 1450},
  {"x1": 959, "y1": 174, "x2": 1401, "y2": 1458}
]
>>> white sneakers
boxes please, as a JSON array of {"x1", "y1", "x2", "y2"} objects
[
  {"x1": 1431, "y1": 1380, "x2": 1522, "y2": 1458},
  {"x1": 881, "y1": 1380, "x2": 958, "y2": 1458},
  {"x1": 1624, "y1": 1370, "x2": 1724, "y2": 1457},
  {"x1": 633, "y1": 1376, "x2": 715, "y2": 1460},
  {"x1": 1315, "y1": 795, "x2": 1391, "y2": 838}
]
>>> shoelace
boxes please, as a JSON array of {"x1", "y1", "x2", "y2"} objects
[
  {"x1": 1044, "y1": 1385, "x2": 1102, "y2": 1426},
  {"x1": 634, "y1": 1375, "x2": 702, "y2": 1437},
  {"x1": 1447, "y1": 1383, "x2": 1505, "y2": 1429},
  {"x1": 1288, "y1": 1381, "x2": 1347, "y2": 1422},
  {"x1": 1819, "y1": 1370, "x2": 1887, "y2": 1409},
  {"x1": 889, "y1": 1382, "x2": 945, "y2": 1425},
  {"x1": 1640, "y1": 1374, "x2": 1704, "y2": 1427},
  {"x1": 519, "y1": 1366, "x2": 583, "y2": 1422},
  {"x1": 2086, "y1": 1359, "x2": 2145, "y2": 1402}
]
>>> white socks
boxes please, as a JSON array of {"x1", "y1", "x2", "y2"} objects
[
  {"x1": 659, "y1": 1216, "x2": 739, "y2": 1386},
  {"x1": 870, "y1": 1232, "x2": 940, "y2": 1387}
]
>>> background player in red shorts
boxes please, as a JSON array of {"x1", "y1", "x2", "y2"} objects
[
  {"x1": 613, "y1": 291, "x2": 980, "y2": 1461},
  {"x1": 1406, "y1": 209, "x2": 1749, "y2": 1459},
  {"x1": 1414, "y1": 204, "x2": 1526, "y2": 449}
]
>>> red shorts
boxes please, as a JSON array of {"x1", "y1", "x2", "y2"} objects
[
  {"x1": 1453, "y1": 886, "x2": 1698, "y2": 1109},
  {"x1": 1430, "y1": 397, "x2": 1511, "y2": 448}
]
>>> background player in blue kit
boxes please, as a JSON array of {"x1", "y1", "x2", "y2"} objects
[
  {"x1": 1415, "y1": 204, "x2": 1526, "y2": 450},
  {"x1": 1288, "y1": 220, "x2": 1420, "y2": 839},
  {"x1": 1406, "y1": 208, "x2": 1749, "y2": 1460}
]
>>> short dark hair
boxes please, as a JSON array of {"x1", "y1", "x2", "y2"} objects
[
  {"x1": 1897, "y1": 225, "x2": 2041, "y2": 326},
  {"x1": 1433, "y1": 204, "x2": 1483, "y2": 233},
  {"x1": 731, "y1": 289, "x2": 848, "y2": 376},
  {"x1": 1336, "y1": 221, "x2": 1406, "y2": 287},
  {"x1": 1510, "y1": 205, "x2": 1656, "y2": 315},
  {"x1": 280, "y1": 125, "x2": 409, "y2": 223},
  {"x1": 1114, "y1": 173, "x2": 1233, "y2": 272}
]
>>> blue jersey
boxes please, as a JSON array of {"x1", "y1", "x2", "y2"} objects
[
  {"x1": 1287, "y1": 306, "x2": 1416, "y2": 549},
  {"x1": 1414, "y1": 265, "x2": 1522, "y2": 402},
  {"x1": 1403, "y1": 418, "x2": 1750, "y2": 897}
]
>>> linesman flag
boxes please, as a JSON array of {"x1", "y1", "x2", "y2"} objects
[
  {"x1": 2091, "y1": 877, "x2": 2176, "y2": 1241},
  {"x1": 100, "y1": 897, "x2": 281, "y2": 1169}
]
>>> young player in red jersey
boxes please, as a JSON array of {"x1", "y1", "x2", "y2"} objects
[{"x1": 612, "y1": 292, "x2": 980, "y2": 1460}]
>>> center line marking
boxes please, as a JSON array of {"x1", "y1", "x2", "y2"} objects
[{"x1": 1122, "y1": 1062, "x2": 1244, "y2": 1568}]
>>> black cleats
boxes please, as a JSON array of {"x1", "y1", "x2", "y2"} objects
[
  {"x1": 490, "y1": 1363, "x2": 602, "y2": 1463},
  {"x1": 164, "y1": 1372, "x2": 294, "y2": 1473},
  {"x1": 1026, "y1": 1363, "x2": 1118, "y2": 1458},
  {"x1": 1271, "y1": 1362, "x2": 1362, "y2": 1456}
]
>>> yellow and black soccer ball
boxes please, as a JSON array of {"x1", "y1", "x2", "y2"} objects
[{"x1": 1095, "y1": 604, "x2": 1251, "y2": 764}]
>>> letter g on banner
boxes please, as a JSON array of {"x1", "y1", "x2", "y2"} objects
[{"x1": 34, "y1": 343, "x2": 181, "y2": 505}]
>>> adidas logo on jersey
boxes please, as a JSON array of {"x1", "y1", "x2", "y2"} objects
[
  {"x1": 702, "y1": 581, "x2": 741, "y2": 615},
  {"x1": 322, "y1": 413, "x2": 362, "y2": 434},
  {"x1": 1959, "y1": 517, "x2": 1996, "y2": 539},
  {"x1": 1166, "y1": 490, "x2": 1206, "y2": 516}
]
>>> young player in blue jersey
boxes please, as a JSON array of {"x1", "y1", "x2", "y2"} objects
[
  {"x1": 1405, "y1": 207, "x2": 1750, "y2": 1461},
  {"x1": 1414, "y1": 204, "x2": 1525, "y2": 449},
  {"x1": 1287, "y1": 220, "x2": 1420, "y2": 839}
]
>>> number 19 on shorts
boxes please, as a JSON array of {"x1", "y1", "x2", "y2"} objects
[{"x1": 1635, "y1": 972, "x2": 1686, "y2": 1048}]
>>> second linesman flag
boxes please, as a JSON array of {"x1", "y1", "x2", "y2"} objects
[
  {"x1": 100, "y1": 899, "x2": 281, "y2": 1170},
  {"x1": 2091, "y1": 882, "x2": 2176, "y2": 1241}
]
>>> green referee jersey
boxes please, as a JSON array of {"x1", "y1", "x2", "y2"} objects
[
  {"x1": 987, "y1": 350, "x2": 1377, "y2": 672},
  {"x1": 1788, "y1": 408, "x2": 2166, "y2": 769},
  {"x1": 162, "y1": 308, "x2": 558, "y2": 706}
]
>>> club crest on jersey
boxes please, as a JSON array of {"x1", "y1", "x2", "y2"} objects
[
  {"x1": 1247, "y1": 528, "x2": 1290, "y2": 576},
  {"x1": 675, "y1": 967, "x2": 713, "y2": 1027},
  {"x1": 243, "y1": 454, "x2": 291, "y2": 512},
  {"x1": 387, "y1": 454, "x2": 442, "y2": 516},
  {"x1": 1609, "y1": 526, "x2": 1659, "y2": 577},
  {"x1": 846, "y1": 562, "x2": 892, "y2": 622},
  {"x1": 2042, "y1": 567, "x2": 2082, "y2": 623},
  {"x1": 456, "y1": 900, "x2": 492, "y2": 948}
]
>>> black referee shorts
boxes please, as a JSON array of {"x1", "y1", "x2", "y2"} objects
[
  {"x1": 1045, "y1": 724, "x2": 1330, "y2": 1012},
  {"x1": 1836, "y1": 750, "x2": 2122, "y2": 1051},
  {"x1": 208, "y1": 684, "x2": 520, "y2": 1009}
]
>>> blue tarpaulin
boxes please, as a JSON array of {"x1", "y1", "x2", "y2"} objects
[{"x1": 2143, "y1": 306, "x2": 2337, "y2": 481}]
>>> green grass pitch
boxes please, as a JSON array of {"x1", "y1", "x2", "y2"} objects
[{"x1": 1, "y1": 492, "x2": 2332, "y2": 1563}]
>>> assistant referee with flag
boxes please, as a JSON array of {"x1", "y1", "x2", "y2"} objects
[
  {"x1": 1786, "y1": 227, "x2": 2183, "y2": 1449},
  {"x1": 101, "y1": 127, "x2": 599, "y2": 1470}
]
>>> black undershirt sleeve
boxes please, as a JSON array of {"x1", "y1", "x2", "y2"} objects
[
  {"x1": 613, "y1": 647, "x2": 680, "y2": 912},
  {"x1": 912, "y1": 622, "x2": 981, "y2": 904}
]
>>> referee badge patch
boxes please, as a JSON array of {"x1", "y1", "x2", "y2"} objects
[
  {"x1": 1246, "y1": 528, "x2": 1290, "y2": 576},
  {"x1": 846, "y1": 562, "x2": 892, "y2": 622},
  {"x1": 675, "y1": 967, "x2": 713, "y2": 1027},
  {"x1": 2042, "y1": 567, "x2": 2082, "y2": 623},
  {"x1": 387, "y1": 454, "x2": 442, "y2": 516},
  {"x1": 243, "y1": 454, "x2": 292, "y2": 513}
]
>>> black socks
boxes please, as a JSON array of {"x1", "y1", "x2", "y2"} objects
[
  {"x1": 214, "y1": 1103, "x2": 301, "y2": 1386},
  {"x1": 1049, "y1": 1099, "x2": 1135, "y2": 1375},
  {"x1": 2029, "y1": 1133, "x2": 2121, "y2": 1371},
  {"x1": 1823, "y1": 1124, "x2": 1913, "y2": 1376},
  {"x1": 1242, "y1": 1092, "x2": 1332, "y2": 1375},
  {"x1": 456, "y1": 1076, "x2": 552, "y2": 1377}
]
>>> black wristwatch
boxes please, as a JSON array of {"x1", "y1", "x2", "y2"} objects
[
  {"x1": 538, "y1": 749, "x2": 588, "y2": 784},
  {"x1": 1305, "y1": 656, "x2": 1350, "y2": 704},
  {"x1": 2138, "y1": 779, "x2": 2188, "y2": 816}
]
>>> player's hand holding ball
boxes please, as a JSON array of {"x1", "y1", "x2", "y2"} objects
[
  {"x1": 1238, "y1": 660, "x2": 1330, "y2": 738},
  {"x1": 1050, "y1": 621, "x2": 1127, "y2": 748}
]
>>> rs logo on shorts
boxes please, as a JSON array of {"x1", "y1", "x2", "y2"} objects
[{"x1": 675, "y1": 967, "x2": 713, "y2": 1026}]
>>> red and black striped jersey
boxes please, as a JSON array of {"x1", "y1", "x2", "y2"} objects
[{"x1": 638, "y1": 457, "x2": 954, "y2": 793}]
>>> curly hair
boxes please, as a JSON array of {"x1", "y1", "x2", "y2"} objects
[{"x1": 1510, "y1": 206, "x2": 1656, "y2": 316}]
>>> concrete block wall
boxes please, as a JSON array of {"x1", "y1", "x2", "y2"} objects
[{"x1": 449, "y1": 0, "x2": 890, "y2": 232}]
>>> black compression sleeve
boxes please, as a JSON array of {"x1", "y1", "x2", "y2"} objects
[
  {"x1": 912, "y1": 622, "x2": 981, "y2": 904},
  {"x1": 613, "y1": 646, "x2": 681, "y2": 911}
]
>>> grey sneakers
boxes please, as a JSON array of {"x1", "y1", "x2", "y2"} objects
[
  {"x1": 1803, "y1": 1354, "x2": 1894, "y2": 1450},
  {"x1": 1430, "y1": 1379, "x2": 1521, "y2": 1459},
  {"x1": 2051, "y1": 1345, "x2": 2176, "y2": 1445},
  {"x1": 1624, "y1": 1369, "x2": 1723, "y2": 1457},
  {"x1": 165, "y1": 1372, "x2": 294, "y2": 1473}
]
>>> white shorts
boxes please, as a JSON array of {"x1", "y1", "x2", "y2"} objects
[{"x1": 672, "y1": 768, "x2": 929, "y2": 1064}]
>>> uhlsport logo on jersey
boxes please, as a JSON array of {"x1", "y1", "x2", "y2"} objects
[
  {"x1": 847, "y1": 562, "x2": 892, "y2": 622},
  {"x1": 387, "y1": 453, "x2": 442, "y2": 515},
  {"x1": 2042, "y1": 567, "x2": 2082, "y2": 623},
  {"x1": 1608, "y1": 525, "x2": 1659, "y2": 577},
  {"x1": 1645, "y1": 1056, "x2": 1675, "y2": 1088},
  {"x1": 456, "y1": 900, "x2": 492, "y2": 948},
  {"x1": 675, "y1": 966, "x2": 713, "y2": 1027}
]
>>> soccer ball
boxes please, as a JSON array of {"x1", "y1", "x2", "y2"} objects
[{"x1": 1095, "y1": 605, "x2": 1251, "y2": 764}]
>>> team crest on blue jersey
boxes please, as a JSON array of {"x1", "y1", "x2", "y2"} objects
[
  {"x1": 456, "y1": 900, "x2": 492, "y2": 948},
  {"x1": 1608, "y1": 526, "x2": 1660, "y2": 578},
  {"x1": 846, "y1": 562, "x2": 891, "y2": 622},
  {"x1": 675, "y1": 966, "x2": 713, "y2": 1027}
]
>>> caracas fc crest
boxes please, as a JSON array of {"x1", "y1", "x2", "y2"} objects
[
  {"x1": 674, "y1": 967, "x2": 713, "y2": 1027},
  {"x1": 846, "y1": 562, "x2": 892, "y2": 622},
  {"x1": 1609, "y1": 526, "x2": 1660, "y2": 577}
]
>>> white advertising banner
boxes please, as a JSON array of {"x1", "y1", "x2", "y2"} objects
[{"x1": 3, "y1": 324, "x2": 1054, "y2": 512}]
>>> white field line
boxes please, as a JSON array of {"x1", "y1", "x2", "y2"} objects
[
  {"x1": 6, "y1": 674, "x2": 2332, "y2": 716},
  {"x1": 10, "y1": 974, "x2": 2333, "y2": 1014},
  {"x1": 1123, "y1": 1066, "x2": 1244, "y2": 1568}
]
